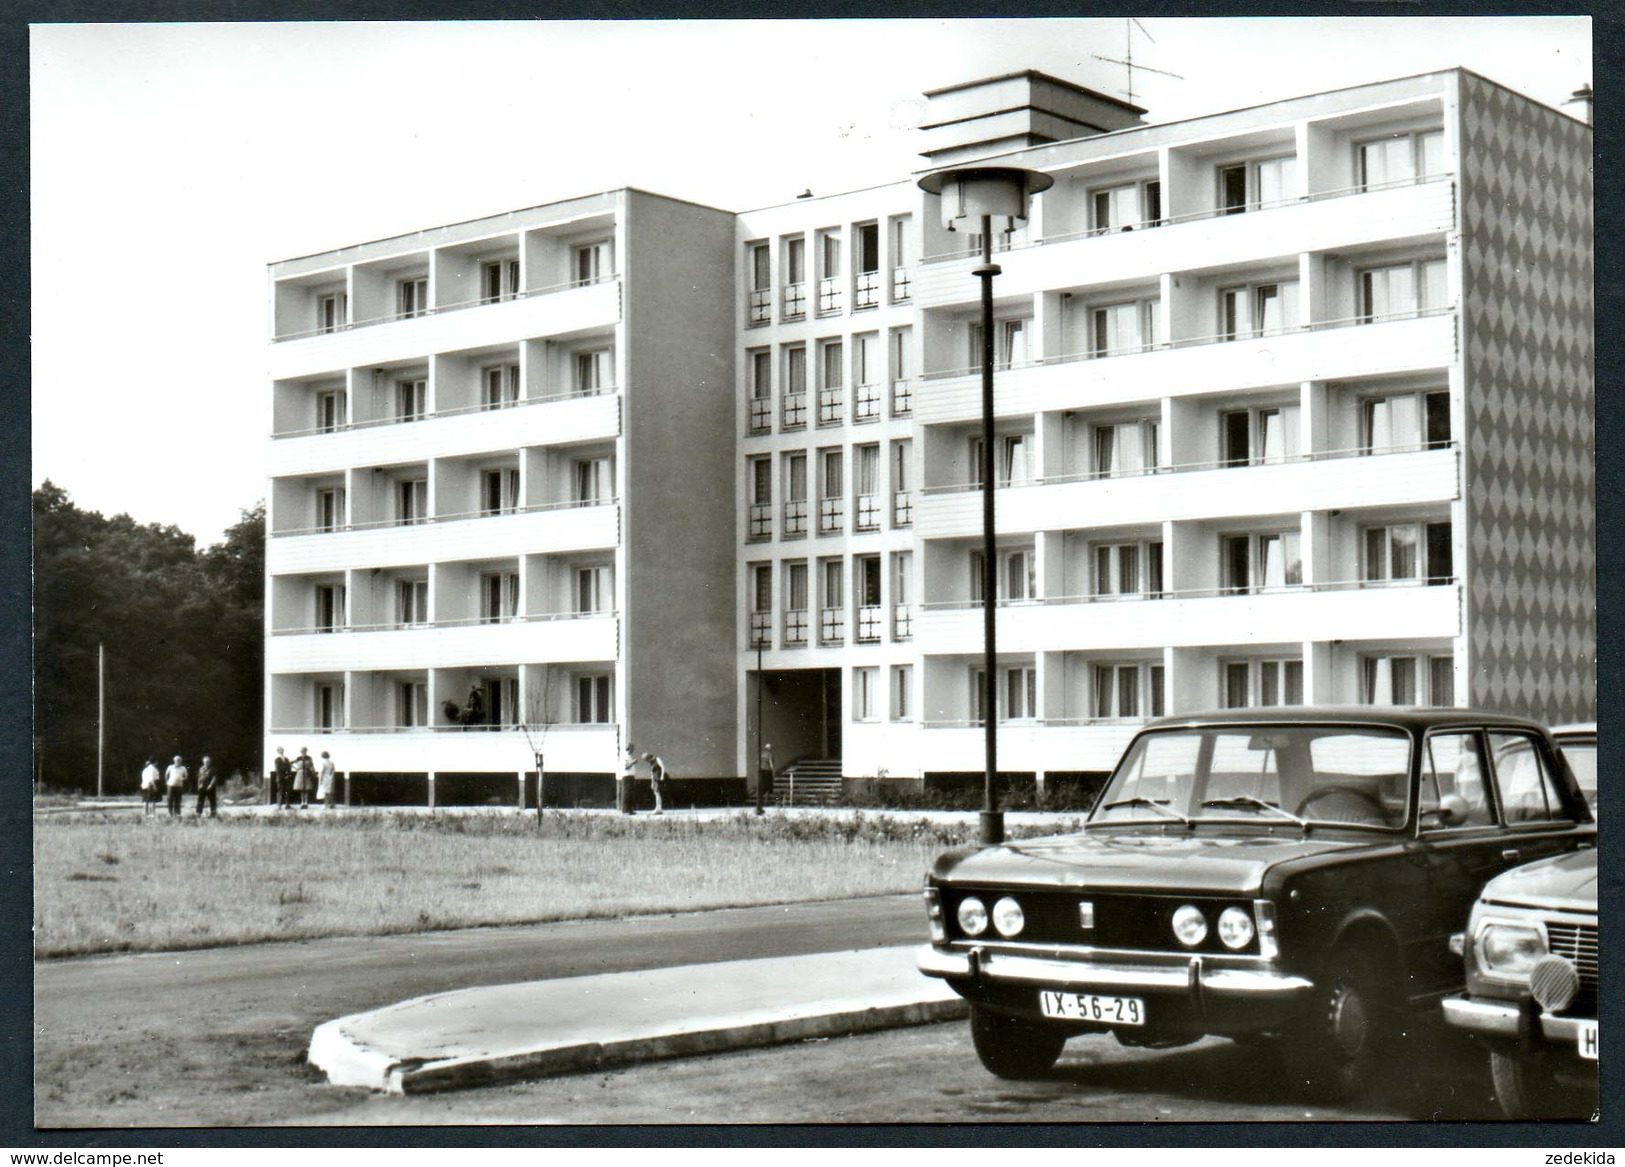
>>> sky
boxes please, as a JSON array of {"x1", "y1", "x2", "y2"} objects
[{"x1": 29, "y1": 16, "x2": 1592, "y2": 544}]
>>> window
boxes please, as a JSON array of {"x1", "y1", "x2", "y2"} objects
[
  {"x1": 1222, "y1": 405, "x2": 1300, "y2": 466},
  {"x1": 855, "y1": 555, "x2": 882, "y2": 642},
  {"x1": 748, "y1": 457, "x2": 773, "y2": 541},
  {"x1": 890, "y1": 326, "x2": 913, "y2": 415},
  {"x1": 1221, "y1": 659, "x2": 1304, "y2": 708},
  {"x1": 1489, "y1": 731, "x2": 1569, "y2": 824},
  {"x1": 481, "y1": 572, "x2": 518, "y2": 623},
  {"x1": 1360, "y1": 259, "x2": 1447, "y2": 321},
  {"x1": 573, "y1": 240, "x2": 612, "y2": 286},
  {"x1": 854, "y1": 667, "x2": 880, "y2": 722},
  {"x1": 855, "y1": 223, "x2": 881, "y2": 309},
  {"x1": 748, "y1": 349, "x2": 772, "y2": 431},
  {"x1": 853, "y1": 333, "x2": 881, "y2": 421},
  {"x1": 485, "y1": 677, "x2": 520, "y2": 729},
  {"x1": 575, "y1": 349, "x2": 611, "y2": 396},
  {"x1": 1362, "y1": 390, "x2": 1450, "y2": 453},
  {"x1": 891, "y1": 440, "x2": 913, "y2": 526},
  {"x1": 481, "y1": 468, "x2": 519, "y2": 516},
  {"x1": 1094, "y1": 540, "x2": 1164, "y2": 598},
  {"x1": 1363, "y1": 521, "x2": 1451, "y2": 585},
  {"x1": 854, "y1": 444, "x2": 880, "y2": 531},
  {"x1": 1421, "y1": 731, "x2": 1493, "y2": 828},
  {"x1": 396, "y1": 378, "x2": 427, "y2": 422},
  {"x1": 782, "y1": 345, "x2": 808, "y2": 428},
  {"x1": 818, "y1": 448, "x2": 844, "y2": 535},
  {"x1": 818, "y1": 339, "x2": 844, "y2": 425},
  {"x1": 749, "y1": 563, "x2": 772, "y2": 648},
  {"x1": 482, "y1": 259, "x2": 520, "y2": 303},
  {"x1": 971, "y1": 548, "x2": 1036, "y2": 603},
  {"x1": 891, "y1": 665, "x2": 913, "y2": 721},
  {"x1": 892, "y1": 551, "x2": 913, "y2": 639},
  {"x1": 817, "y1": 229, "x2": 842, "y2": 313},
  {"x1": 398, "y1": 277, "x2": 428, "y2": 319},
  {"x1": 1093, "y1": 662, "x2": 1162, "y2": 719},
  {"x1": 317, "y1": 292, "x2": 347, "y2": 333},
  {"x1": 1362, "y1": 653, "x2": 1452, "y2": 705},
  {"x1": 397, "y1": 578, "x2": 427, "y2": 626},
  {"x1": 1094, "y1": 419, "x2": 1160, "y2": 477},
  {"x1": 973, "y1": 666, "x2": 1037, "y2": 723},
  {"x1": 747, "y1": 242, "x2": 772, "y2": 325},
  {"x1": 576, "y1": 565, "x2": 612, "y2": 614},
  {"x1": 572, "y1": 457, "x2": 612, "y2": 505},
  {"x1": 314, "y1": 584, "x2": 345, "y2": 632},
  {"x1": 782, "y1": 236, "x2": 806, "y2": 318},
  {"x1": 398, "y1": 680, "x2": 428, "y2": 728},
  {"x1": 483, "y1": 364, "x2": 519, "y2": 410},
  {"x1": 396, "y1": 478, "x2": 427, "y2": 526},
  {"x1": 1091, "y1": 299, "x2": 1161, "y2": 356},
  {"x1": 1222, "y1": 532, "x2": 1301, "y2": 594},
  {"x1": 316, "y1": 487, "x2": 345, "y2": 533},
  {"x1": 1218, "y1": 155, "x2": 1296, "y2": 213},
  {"x1": 819, "y1": 558, "x2": 845, "y2": 644},
  {"x1": 784, "y1": 560, "x2": 809, "y2": 645},
  {"x1": 969, "y1": 433, "x2": 1033, "y2": 489},
  {"x1": 575, "y1": 674, "x2": 613, "y2": 723},
  {"x1": 1220, "y1": 281, "x2": 1299, "y2": 339},
  {"x1": 1359, "y1": 129, "x2": 1445, "y2": 190},
  {"x1": 969, "y1": 317, "x2": 1032, "y2": 369},
  {"x1": 316, "y1": 388, "x2": 346, "y2": 433},
  {"x1": 784, "y1": 452, "x2": 808, "y2": 537},
  {"x1": 316, "y1": 683, "x2": 344, "y2": 731},
  {"x1": 889, "y1": 215, "x2": 914, "y2": 302},
  {"x1": 1091, "y1": 179, "x2": 1161, "y2": 232}
]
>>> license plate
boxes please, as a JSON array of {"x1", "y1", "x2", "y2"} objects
[
  {"x1": 1039, "y1": 990, "x2": 1145, "y2": 1026},
  {"x1": 1578, "y1": 1021, "x2": 1598, "y2": 1061}
]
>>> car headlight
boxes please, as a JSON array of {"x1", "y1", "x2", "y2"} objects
[
  {"x1": 1478, "y1": 921, "x2": 1547, "y2": 978},
  {"x1": 957, "y1": 895, "x2": 988, "y2": 937},
  {"x1": 1217, "y1": 905, "x2": 1255, "y2": 950},
  {"x1": 1172, "y1": 904, "x2": 1208, "y2": 947},
  {"x1": 992, "y1": 896, "x2": 1025, "y2": 938}
]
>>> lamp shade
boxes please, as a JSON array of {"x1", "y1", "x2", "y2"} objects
[{"x1": 917, "y1": 166, "x2": 1055, "y2": 230}]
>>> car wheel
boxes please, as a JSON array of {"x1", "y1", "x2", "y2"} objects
[
  {"x1": 1283, "y1": 948, "x2": 1394, "y2": 1103},
  {"x1": 969, "y1": 1005, "x2": 1066, "y2": 1079},
  {"x1": 1490, "y1": 1048, "x2": 1582, "y2": 1119}
]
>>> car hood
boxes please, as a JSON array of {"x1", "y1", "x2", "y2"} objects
[
  {"x1": 1479, "y1": 848, "x2": 1597, "y2": 913},
  {"x1": 933, "y1": 829, "x2": 1373, "y2": 897}
]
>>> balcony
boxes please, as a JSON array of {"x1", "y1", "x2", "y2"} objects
[
  {"x1": 913, "y1": 176, "x2": 1455, "y2": 308},
  {"x1": 269, "y1": 501, "x2": 619, "y2": 574},
  {"x1": 915, "y1": 445, "x2": 1458, "y2": 538},
  {"x1": 916, "y1": 578, "x2": 1461, "y2": 654},
  {"x1": 268, "y1": 612, "x2": 617, "y2": 672},
  {"x1": 273, "y1": 390, "x2": 620, "y2": 477},
  {"x1": 269, "y1": 277, "x2": 621, "y2": 380},
  {"x1": 913, "y1": 311, "x2": 1457, "y2": 424},
  {"x1": 914, "y1": 721, "x2": 1140, "y2": 775},
  {"x1": 259, "y1": 723, "x2": 617, "y2": 776}
]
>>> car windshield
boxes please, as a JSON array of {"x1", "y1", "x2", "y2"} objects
[
  {"x1": 1557, "y1": 738, "x2": 1597, "y2": 817},
  {"x1": 1090, "y1": 725, "x2": 1412, "y2": 829}
]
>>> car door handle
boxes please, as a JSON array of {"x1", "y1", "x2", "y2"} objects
[{"x1": 1502, "y1": 848, "x2": 1521, "y2": 863}]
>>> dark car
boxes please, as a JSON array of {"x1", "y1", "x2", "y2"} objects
[
  {"x1": 918, "y1": 708, "x2": 1595, "y2": 1101},
  {"x1": 1552, "y1": 722, "x2": 1597, "y2": 813},
  {"x1": 1442, "y1": 849, "x2": 1598, "y2": 1118}
]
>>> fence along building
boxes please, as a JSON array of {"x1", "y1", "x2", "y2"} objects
[{"x1": 266, "y1": 67, "x2": 1592, "y2": 804}]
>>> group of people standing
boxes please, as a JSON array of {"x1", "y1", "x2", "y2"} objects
[
  {"x1": 269, "y1": 746, "x2": 338, "y2": 809},
  {"x1": 139, "y1": 754, "x2": 222, "y2": 817},
  {"x1": 619, "y1": 744, "x2": 670, "y2": 814}
]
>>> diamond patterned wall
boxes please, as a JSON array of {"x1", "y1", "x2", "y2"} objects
[{"x1": 1458, "y1": 73, "x2": 1595, "y2": 723}]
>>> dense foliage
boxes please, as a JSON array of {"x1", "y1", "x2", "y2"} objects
[{"x1": 33, "y1": 482, "x2": 264, "y2": 791}]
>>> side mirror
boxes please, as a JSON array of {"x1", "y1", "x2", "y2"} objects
[{"x1": 1421, "y1": 793, "x2": 1469, "y2": 827}]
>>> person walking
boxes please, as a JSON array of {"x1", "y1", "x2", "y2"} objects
[
  {"x1": 194, "y1": 755, "x2": 220, "y2": 818},
  {"x1": 758, "y1": 741, "x2": 776, "y2": 806},
  {"x1": 164, "y1": 755, "x2": 188, "y2": 818},
  {"x1": 140, "y1": 757, "x2": 161, "y2": 816},
  {"x1": 644, "y1": 751, "x2": 670, "y2": 815},
  {"x1": 271, "y1": 746, "x2": 292, "y2": 809},
  {"x1": 317, "y1": 750, "x2": 337, "y2": 809},
  {"x1": 292, "y1": 747, "x2": 315, "y2": 810},
  {"x1": 619, "y1": 742, "x2": 638, "y2": 815}
]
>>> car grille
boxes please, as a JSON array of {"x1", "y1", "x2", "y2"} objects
[
  {"x1": 940, "y1": 887, "x2": 1260, "y2": 956},
  {"x1": 1546, "y1": 921, "x2": 1598, "y2": 993}
]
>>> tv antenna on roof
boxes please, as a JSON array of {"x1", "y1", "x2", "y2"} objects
[{"x1": 1092, "y1": 18, "x2": 1183, "y2": 106}]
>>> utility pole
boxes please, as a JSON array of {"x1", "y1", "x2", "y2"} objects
[{"x1": 97, "y1": 642, "x2": 105, "y2": 799}]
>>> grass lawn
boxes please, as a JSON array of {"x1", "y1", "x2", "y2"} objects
[{"x1": 35, "y1": 808, "x2": 1061, "y2": 958}]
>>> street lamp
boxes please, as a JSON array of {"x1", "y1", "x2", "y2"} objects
[{"x1": 917, "y1": 165, "x2": 1053, "y2": 847}]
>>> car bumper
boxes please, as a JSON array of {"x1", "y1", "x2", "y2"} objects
[
  {"x1": 917, "y1": 943, "x2": 1313, "y2": 1030},
  {"x1": 1442, "y1": 996, "x2": 1597, "y2": 1052}
]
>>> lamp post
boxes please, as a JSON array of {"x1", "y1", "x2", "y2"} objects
[
  {"x1": 754, "y1": 636, "x2": 765, "y2": 815},
  {"x1": 917, "y1": 166, "x2": 1052, "y2": 847}
]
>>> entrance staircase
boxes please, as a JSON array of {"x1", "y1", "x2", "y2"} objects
[{"x1": 780, "y1": 759, "x2": 843, "y2": 807}]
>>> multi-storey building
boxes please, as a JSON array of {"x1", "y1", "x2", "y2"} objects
[{"x1": 267, "y1": 67, "x2": 1592, "y2": 803}]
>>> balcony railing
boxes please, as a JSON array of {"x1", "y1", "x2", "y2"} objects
[
  {"x1": 817, "y1": 276, "x2": 842, "y2": 314},
  {"x1": 747, "y1": 288, "x2": 772, "y2": 326},
  {"x1": 782, "y1": 391, "x2": 807, "y2": 429},
  {"x1": 819, "y1": 606, "x2": 846, "y2": 644},
  {"x1": 854, "y1": 382, "x2": 881, "y2": 423},
  {"x1": 818, "y1": 386, "x2": 845, "y2": 426},
  {"x1": 818, "y1": 497, "x2": 844, "y2": 535},
  {"x1": 748, "y1": 397, "x2": 772, "y2": 433},
  {"x1": 919, "y1": 574, "x2": 1457, "y2": 612},
  {"x1": 273, "y1": 495, "x2": 617, "y2": 538},
  {"x1": 749, "y1": 611, "x2": 772, "y2": 649},
  {"x1": 270, "y1": 721, "x2": 614, "y2": 736},
  {"x1": 271, "y1": 609, "x2": 616, "y2": 635},
  {"x1": 891, "y1": 378, "x2": 913, "y2": 416},
  {"x1": 854, "y1": 270, "x2": 881, "y2": 310},
  {"x1": 893, "y1": 603, "x2": 912, "y2": 640},
  {"x1": 274, "y1": 273, "x2": 619, "y2": 342},
  {"x1": 784, "y1": 608, "x2": 809, "y2": 646},
  {"x1": 854, "y1": 492, "x2": 880, "y2": 532},
  {"x1": 892, "y1": 489, "x2": 913, "y2": 527},
  {"x1": 855, "y1": 604, "x2": 883, "y2": 643},
  {"x1": 892, "y1": 266, "x2": 912, "y2": 302},
  {"x1": 784, "y1": 499, "x2": 808, "y2": 538},
  {"x1": 747, "y1": 503, "x2": 773, "y2": 541},
  {"x1": 273, "y1": 385, "x2": 615, "y2": 440},
  {"x1": 783, "y1": 282, "x2": 807, "y2": 319}
]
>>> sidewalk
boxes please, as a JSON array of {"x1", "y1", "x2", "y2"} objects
[{"x1": 309, "y1": 944, "x2": 964, "y2": 1094}]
